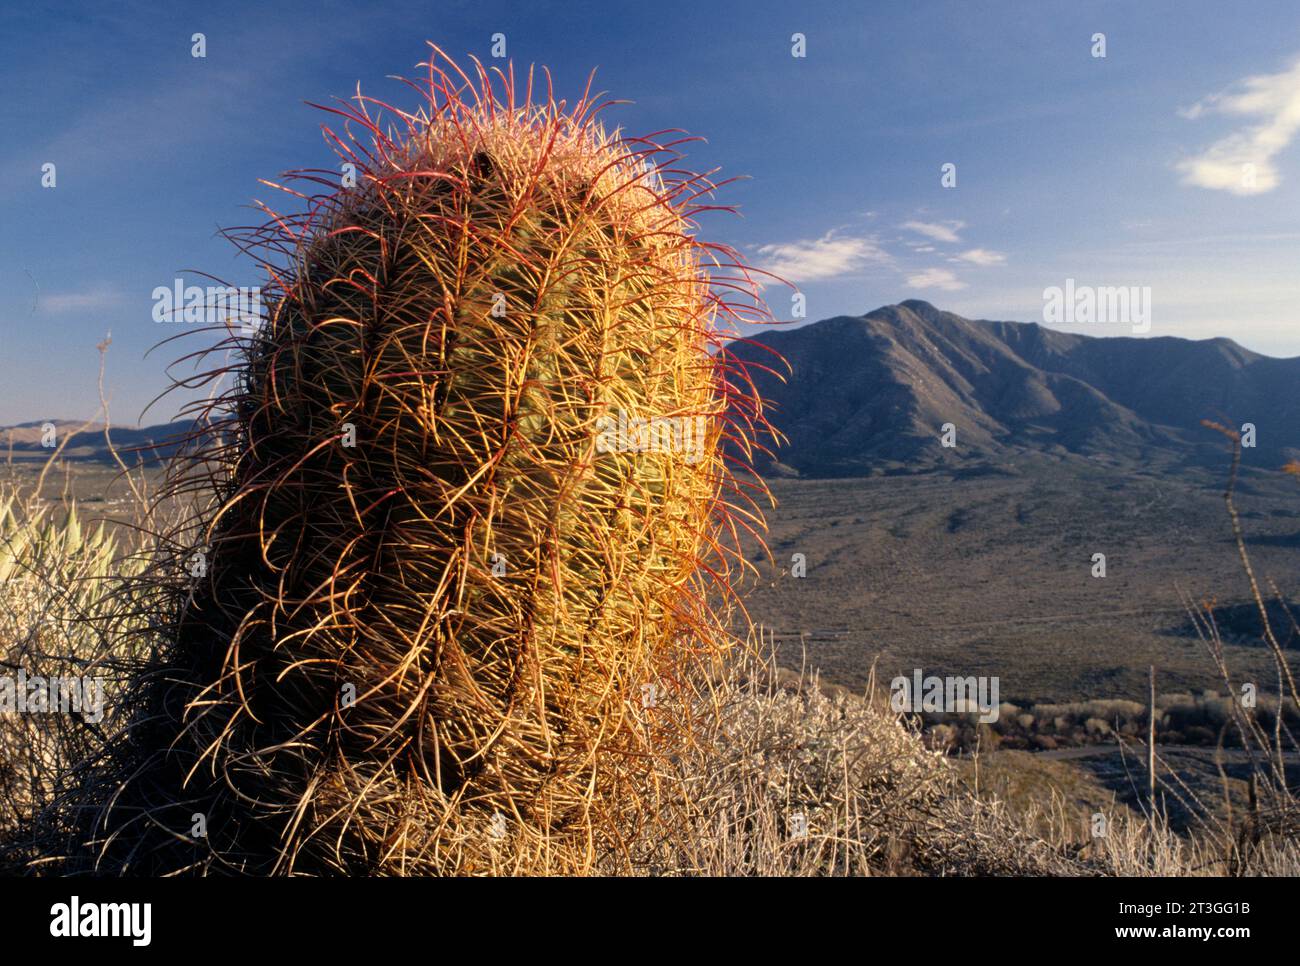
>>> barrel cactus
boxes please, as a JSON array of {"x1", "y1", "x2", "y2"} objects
[{"x1": 91, "y1": 49, "x2": 776, "y2": 875}]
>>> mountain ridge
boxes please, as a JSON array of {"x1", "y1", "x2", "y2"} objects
[
  {"x1": 6, "y1": 303, "x2": 1296, "y2": 478},
  {"x1": 1, "y1": 420, "x2": 193, "y2": 464},
  {"x1": 723, "y1": 300, "x2": 1300, "y2": 478}
]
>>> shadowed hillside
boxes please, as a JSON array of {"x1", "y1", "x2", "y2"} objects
[
  {"x1": 725, "y1": 301, "x2": 1300, "y2": 477},
  {"x1": 1, "y1": 420, "x2": 193, "y2": 464}
]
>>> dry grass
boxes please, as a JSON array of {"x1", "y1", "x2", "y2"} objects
[
  {"x1": 594, "y1": 640, "x2": 1294, "y2": 877},
  {"x1": 2, "y1": 426, "x2": 1296, "y2": 876},
  {"x1": 1, "y1": 498, "x2": 1295, "y2": 875}
]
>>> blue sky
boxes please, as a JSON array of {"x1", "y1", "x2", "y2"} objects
[{"x1": 2, "y1": 0, "x2": 1299, "y2": 425}]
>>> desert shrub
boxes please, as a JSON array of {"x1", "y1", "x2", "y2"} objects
[
  {"x1": 1084, "y1": 717, "x2": 1109, "y2": 737},
  {"x1": 604, "y1": 646, "x2": 1100, "y2": 876},
  {"x1": 927, "y1": 723, "x2": 958, "y2": 752},
  {"x1": 0, "y1": 487, "x2": 147, "y2": 861}
]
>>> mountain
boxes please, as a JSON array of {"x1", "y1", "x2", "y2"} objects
[
  {"x1": 1, "y1": 420, "x2": 194, "y2": 464},
  {"x1": 10, "y1": 302, "x2": 1297, "y2": 477},
  {"x1": 722, "y1": 300, "x2": 1300, "y2": 477}
]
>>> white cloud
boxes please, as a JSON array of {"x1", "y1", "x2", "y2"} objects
[
  {"x1": 906, "y1": 268, "x2": 966, "y2": 291},
  {"x1": 900, "y1": 219, "x2": 965, "y2": 244},
  {"x1": 1176, "y1": 56, "x2": 1300, "y2": 195},
  {"x1": 952, "y1": 248, "x2": 1006, "y2": 266},
  {"x1": 753, "y1": 232, "x2": 889, "y2": 283},
  {"x1": 40, "y1": 287, "x2": 125, "y2": 313}
]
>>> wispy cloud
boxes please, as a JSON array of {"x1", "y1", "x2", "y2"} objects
[
  {"x1": 906, "y1": 268, "x2": 966, "y2": 291},
  {"x1": 753, "y1": 232, "x2": 889, "y2": 283},
  {"x1": 900, "y1": 220, "x2": 965, "y2": 244},
  {"x1": 1176, "y1": 56, "x2": 1300, "y2": 195},
  {"x1": 40, "y1": 287, "x2": 126, "y2": 313},
  {"x1": 952, "y1": 248, "x2": 1006, "y2": 266}
]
